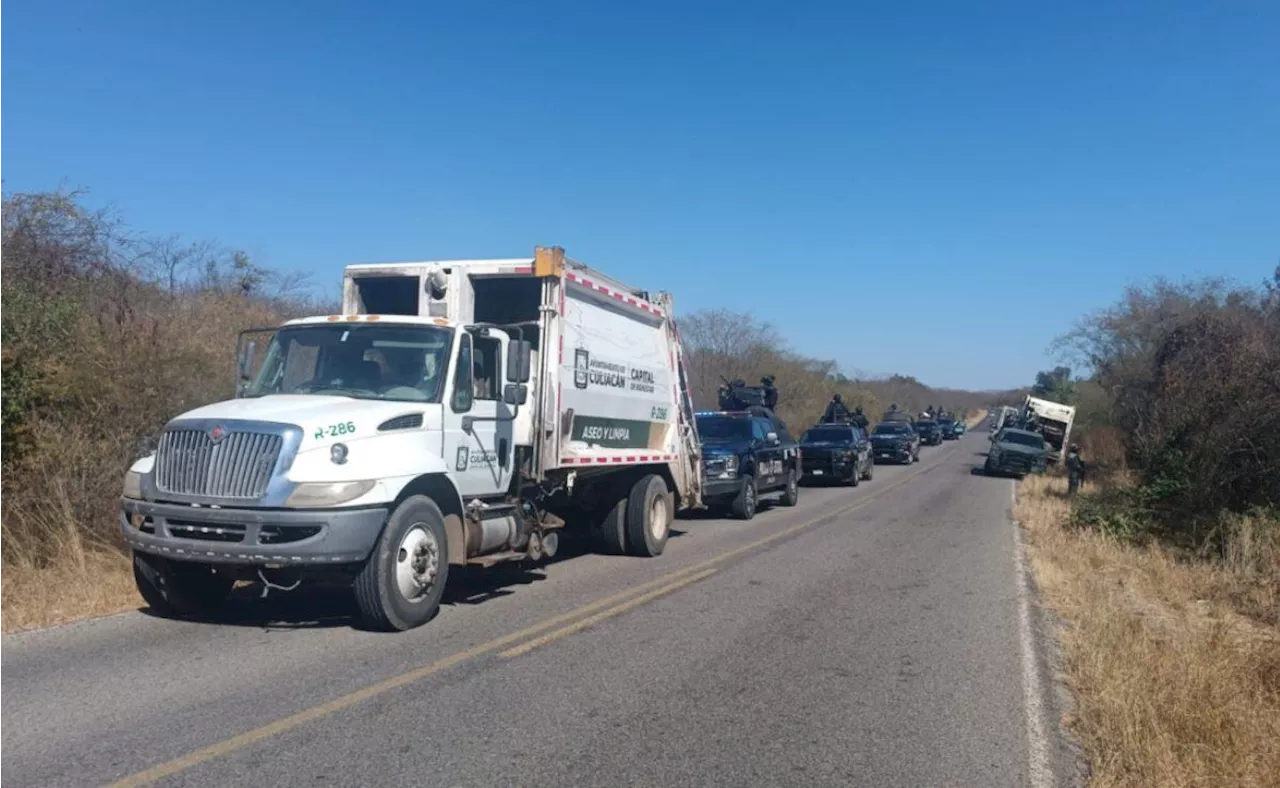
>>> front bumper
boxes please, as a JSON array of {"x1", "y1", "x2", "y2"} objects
[
  {"x1": 987, "y1": 454, "x2": 1045, "y2": 476},
  {"x1": 801, "y1": 454, "x2": 857, "y2": 480},
  {"x1": 872, "y1": 443, "x2": 911, "y2": 461},
  {"x1": 702, "y1": 477, "x2": 744, "y2": 500},
  {"x1": 120, "y1": 498, "x2": 389, "y2": 565}
]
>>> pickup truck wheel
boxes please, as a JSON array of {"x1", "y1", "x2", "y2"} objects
[
  {"x1": 132, "y1": 553, "x2": 233, "y2": 617},
  {"x1": 354, "y1": 496, "x2": 449, "y2": 632},
  {"x1": 781, "y1": 468, "x2": 800, "y2": 505},
  {"x1": 731, "y1": 475, "x2": 757, "y2": 520},
  {"x1": 848, "y1": 464, "x2": 860, "y2": 487},
  {"x1": 625, "y1": 474, "x2": 671, "y2": 557},
  {"x1": 862, "y1": 458, "x2": 874, "y2": 481}
]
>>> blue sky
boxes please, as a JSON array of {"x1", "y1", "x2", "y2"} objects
[{"x1": 6, "y1": 1, "x2": 1278, "y2": 390}]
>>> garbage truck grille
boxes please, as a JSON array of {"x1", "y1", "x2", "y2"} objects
[{"x1": 155, "y1": 429, "x2": 282, "y2": 499}]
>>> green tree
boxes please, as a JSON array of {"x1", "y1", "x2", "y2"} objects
[{"x1": 1032, "y1": 365, "x2": 1075, "y2": 403}]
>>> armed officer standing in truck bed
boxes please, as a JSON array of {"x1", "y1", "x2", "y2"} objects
[{"x1": 822, "y1": 393, "x2": 851, "y2": 423}]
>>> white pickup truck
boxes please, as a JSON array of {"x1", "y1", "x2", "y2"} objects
[{"x1": 121, "y1": 247, "x2": 704, "y2": 630}]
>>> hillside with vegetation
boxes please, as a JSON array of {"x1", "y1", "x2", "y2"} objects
[{"x1": 679, "y1": 307, "x2": 1019, "y2": 430}]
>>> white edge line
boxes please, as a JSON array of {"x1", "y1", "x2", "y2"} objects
[{"x1": 1012, "y1": 478, "x2": 1056, "y2": 788}]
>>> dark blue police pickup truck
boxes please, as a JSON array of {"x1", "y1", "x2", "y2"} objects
[{"x1": 695, "y1": 407, "x2": 801, "y2": 520}]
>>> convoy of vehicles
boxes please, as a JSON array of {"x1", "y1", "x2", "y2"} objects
[
  {"x1": 798, "y1": 423, "x2": 873, "y2": 486},
  {"x1": 117, "y1": 243, "x2": 998, "y2": 632}
]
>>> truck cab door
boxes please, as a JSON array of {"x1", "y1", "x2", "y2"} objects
[
  {"x1": 752, "y1": 418, "x2": 783, "y2": 491},
  {"x1": 442, "y1": 332, "x2": 514, "y2": 500}
]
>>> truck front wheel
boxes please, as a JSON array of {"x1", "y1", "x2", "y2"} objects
[
  {"x1": 625, "y1": 474, "x2": 671, "y2": 557},
  {"x1": 354, "y1": 496, "x2": 450, "y2": 632},
  {"x1": 731, "y1": 474, "x2": 757, "y2": 520},
  {"x1": 132, "y1": 553, "x2": 233, "y2": 617}
]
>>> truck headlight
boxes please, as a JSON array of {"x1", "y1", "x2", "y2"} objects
[
  {"x1": 285, "y1": 480, "x2": 376, "y2": 508},
  {"x1": 122, "y1": 471, "x2": 143, "y2": 500}
]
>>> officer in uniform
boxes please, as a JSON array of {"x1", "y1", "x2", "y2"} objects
[
  {"x1": 823, "y1": 393, "x2": 850, "y2": 423},
  {"x1": 1066, "y1": 443, "x2": 1086, "y2": 495}
]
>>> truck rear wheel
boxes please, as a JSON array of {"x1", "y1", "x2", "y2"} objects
[
  {"x1": 132, "y1": 553, "x2": 233, "y2": 617},
  {"x1": 625, "y1": 474, "x2": 671, "y2": 557},
  {"x1": 353, "y1": 496, "x2": 450, "y2": 632},
  {"x1": 595, "y1": 496, "x2": 628, "y2": 555}
]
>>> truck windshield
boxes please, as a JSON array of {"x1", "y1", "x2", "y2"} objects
[
  {"x1": 696, "y1": 418, "x2": 753, "y2": 443},
  {"x1": 874, "y1": 424, "x2": 911, "y2": 435},
  {"x1": 1000, "y1": 432, "x2": 1046, "y2": 449},
  {"x1": 245, "y1": 324, "x2": 453, "y2": 403},
  {"x1": 802, "y1": 428, "x2": 854, "y2": 444}
]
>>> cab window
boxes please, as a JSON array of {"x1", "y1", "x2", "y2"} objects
[
  {"x1": 471, "y1": 335, "x2": 501, "y2": 401},
  {"x1": 452, "y1": 334, "x2": 473, "y2": 412}
]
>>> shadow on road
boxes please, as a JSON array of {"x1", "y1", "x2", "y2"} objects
[{"x1": 135, "y1": 528, "x2": 690, "y2": 632}]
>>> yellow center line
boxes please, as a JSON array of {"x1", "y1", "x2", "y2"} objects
[
  {"x1": 498, "y1": 567, "x2": 721, "y2": 659},
  {"x1": 108, "y1": 447, "x2": 958, "y2": 787}
]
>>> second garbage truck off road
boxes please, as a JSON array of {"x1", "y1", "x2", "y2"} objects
[{"x1": 120, "y1": 247, "x2": 709, "y2": 631}]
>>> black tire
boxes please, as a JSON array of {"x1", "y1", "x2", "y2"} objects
[
  {"x1": 132, "y1": 553, "x2": 233, "y2": 617},
  {"x1": 983, "y1": 459, "x2": 996, "y2": 476},
  {"x1": 595, "y1": 496, "x2": 629, "y2": 555},
  {"x1": 625, "y1": 474, "x2": 672, "y2": 557},
  {"x1": 849, "y1": 463, "x2": 860, "y2": 487},
  {"x1": 781, "y1": 468, "x2": 800, "y2": 506},
  {"x1": 353, "y1": 495, "x2": 450, "y2": 632},
  {"x1": 862, "y1": 457, "x2": 874, "y2": 481},
  {"x1": 731, "y1": 474, "x2": 757, "y2": 520}
]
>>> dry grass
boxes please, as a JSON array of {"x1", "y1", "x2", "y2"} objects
[
  {"x1": 1016, "y1": 473, "x2": 1280, "y2": 788},
  {"x1": 965, "y1": 409, "x2": 988, "y2": 428},
  {"x1": 2, "y1": 550, "x2": 136, "y2": 634}
]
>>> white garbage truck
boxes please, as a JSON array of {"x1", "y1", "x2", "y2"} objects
[
  {"x1": 120, "y1": 247, "x2": 704, "y2": 630},
  {"x1": 1022, "y1": 394, "x2": 1076, "y2": 463}
]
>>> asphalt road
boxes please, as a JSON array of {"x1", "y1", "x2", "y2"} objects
[{"x1": 2, "y1": 428, "x2": 1067, "y2": 787}]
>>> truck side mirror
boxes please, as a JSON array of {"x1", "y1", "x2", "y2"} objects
[
  {"x1": 507, "y1": 339, "x2": 532, "y2": 383},
  {"x1": 236, "y1": 339, "x2": 257, "y2": 396},
  {"x1": 503, "y1": 384, "x2": 528, "y2": 406}
]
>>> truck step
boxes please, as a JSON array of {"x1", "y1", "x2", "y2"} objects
[{"x1": 465, "y1": 550, "x2": 527, "y2": 568}]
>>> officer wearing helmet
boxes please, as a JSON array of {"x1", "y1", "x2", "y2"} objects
[{"x1": 823, "y1": 393, "x2": 850, "y2": 423}]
